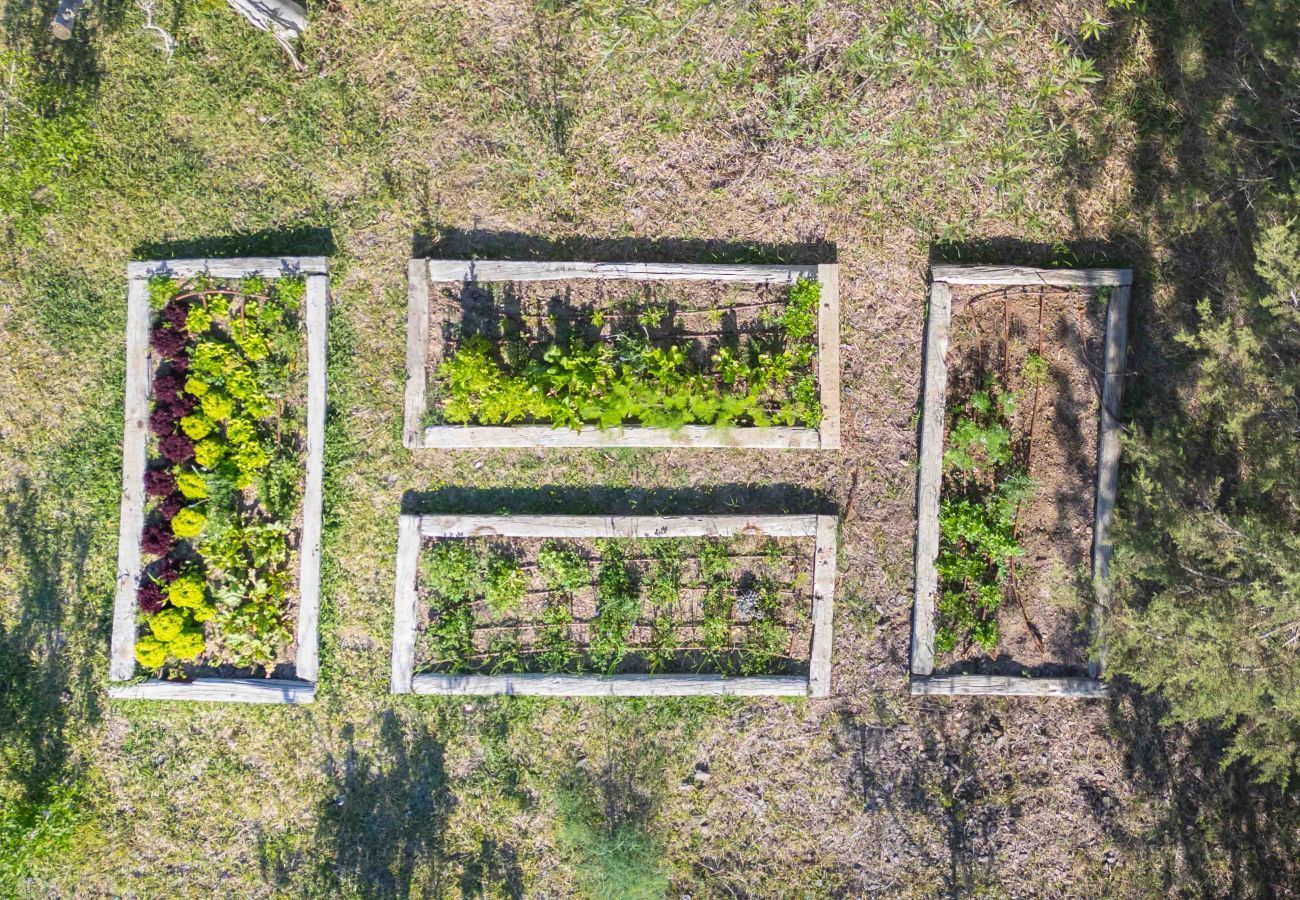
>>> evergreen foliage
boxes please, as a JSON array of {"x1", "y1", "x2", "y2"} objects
[{"x1": 1109, "y1": 204, "x2": 1300, "y2": 786}]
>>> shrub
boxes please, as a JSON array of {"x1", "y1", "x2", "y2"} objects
[{"x1": 1108, "y1": 204, "x2": 1300, "y2": 786}]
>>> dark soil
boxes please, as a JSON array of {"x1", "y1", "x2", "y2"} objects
[{"x1": 941, "y1": 284, "x2": 1107, "y2": 674}]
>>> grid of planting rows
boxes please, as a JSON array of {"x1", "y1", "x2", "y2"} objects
[{"x1": 415, "y1": 534, "x2": 815, "y2": 678}]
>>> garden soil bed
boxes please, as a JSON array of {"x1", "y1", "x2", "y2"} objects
[
  {"x1": 940, "y1": 283, "x2": 1107, "y2": 675},
  {"x1": 415, "y1": 534, "x2": 815, "y2": 677},
  {"x1": 424, "y1": 277, "x2": 815, "y2": 426}
]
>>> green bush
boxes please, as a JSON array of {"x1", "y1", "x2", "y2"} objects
[{"x1": 1108, "y1": 204, "x2": 1300, "y2": 786}]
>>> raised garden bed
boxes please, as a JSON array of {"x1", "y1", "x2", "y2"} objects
[
  {"x1": 402, "y1": 260, "x2": 840, "y2": 449},
  {"x1": 391, "y1": 515, "x2": 838, "y2": 697},
  {"x1": 910, "y1": 265, "x2": 1131, "y2": 699},
  {"x1": 108, "y1": 257, "x2": 328, "y2": 704}
]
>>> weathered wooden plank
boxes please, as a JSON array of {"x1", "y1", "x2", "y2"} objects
[
  {"x1": 108, "y1": 678, "x2": 316, "y2": 704},
  {"x1": 294, "y1": 274, "x2": 328, "y2": 683},
  {"x1": 49, "y1": 0, "x2": 85, "y2": 39},
  {"x1": 424, "y1": 260, "x2": 816, "y2": 284},
  {"x1": 1090, "y1": 283, "x2": 1131, "y2": 679},
  {"x1": 910, "y1": 675, "x2": 1110, "y2": 699},
  {"x1": 816, "y1": 263, "x2": 842, "y2": 450},
  {"x1": 126, "y1": 257, "x2": 328, "y2": 279},
  {"x1": 930, "y1": 266, "x2": 1132, "y2": 288},
  {"x1": 403, "y1": 259, "x2": 431, "y2": 449},
  {"x1": 410, "y1": 673, "x2": 809, "y2": 697},
  {"x1": 911, "y1": 281, "x2": 950, "y2": 677},
  {"x1": 419, "y1": 515, "x2": 820, "y2": 540},
  {"x1": 391, "y1": 514, "x2": 423, "y2": 694},
  {"x1": 420, "y1": 424, "x2": 821, "y2": 449},
  {"x1": 807, "y1": 515, "x2": 838, "y2": 698},
  {"x1": 110, "y1": 277, "x2": 153, "y2": 681},
  {"x1": 225, "y1": 0, "x2": 306, "y2": 41}
]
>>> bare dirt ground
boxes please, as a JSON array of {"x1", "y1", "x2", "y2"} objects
[{"x1": 940, "y1": 284, "x2": 1107, "y2": 674}]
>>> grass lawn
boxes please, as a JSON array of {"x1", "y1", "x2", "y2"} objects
[{"x1": 1, "y1": 0, "x2": 1297, "y2": 895}]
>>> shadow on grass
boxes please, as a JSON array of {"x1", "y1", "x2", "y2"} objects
[
  {"x1": 412, "y1": 227, "x2": 837, "y2": 267},
  {"x1": 1104, "y1": 684, "x2": 1300, "y2": 895},
  {"x1": 133, "y1": 226, "x2": 336, "y2": 263},
  {"x1": 832, "y1": 698, "x2": 1004, "y2": 897},
  {"x1": 0, "y1": 477, "x2": 100, "y2": 800},
  {"x1": 312, "y1": 712, "x2": 454, "y2": 898},
  {"x1": 0, "y1": 475, "x2": 103, "y2": 889},
  {"x1": 401, "y1": 483, "x2": 836, "y2": 518}
]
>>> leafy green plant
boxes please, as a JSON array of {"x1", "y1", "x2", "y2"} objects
[
  {"x1": 644, "y1": 539, "x2": 683, "y2": 607},
  {"x1": 484, "y1": 556, "x2": 527, "y2": 616},
  {"x1": 698, "y1": 539, "x2": 735, "y2": 672},
  {"x1": 537, "y1": 597, "x2": 579, "y2": 672},
  {"x1": 936, "y1": 371, "x2": 1035, "y2": 654},
  {"x1": 589, "y1": 541, "x2": 640, "y2": 673},
  {"x1": 739, "y1": 578, "x2": 787, "y2": 675},
  {"x1": 538, "y1": 541, "x2": 589, "y2": 593}
]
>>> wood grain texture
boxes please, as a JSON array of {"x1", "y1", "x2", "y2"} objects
[
  {"x1": 931, "y1": 265, "x2": 1132, "y2": 287},
  {"x1": 419, "y1": 515, "x2": 820, "y2": 540},
  {"x1": 420, "y1": 425, "x2": 821, "y2": 449},
  {"x1": 807, "y1": 515, "x2": 838, "y2": 698},
  {"x1": 108, "y1": 678, "x2": 316, "y2": 704},
  {"x1": 49, "y1": 0, "x2": 85, "y2": 39},
  {"x1": 293, "y1": 274, "x2": 328, "y2": 683},
  {"x1": 410, "y1": 673, "x2": 810, "y2": 697},
  {"x1": 403, "y1": 259, "x2": 431, "y2": 448},
  {"x1": 110, "y1": 277, "x2": 153, "y2": 681},
  {"x1": 390, "y1": 514, "x2": 423, "y2": 694},
  {"x1": 424, "y1": 260, "x2": 817, "y2": 284},
  {"x1": 1090, "y1": 283, "x2": 1131, "y2": 679},
  {"x1": 910, "y1": 675, "x2": 1110, "y2": 698},
  {"x1": 817, "y1": 263, "x2": 842, "y2": 450},
  {"x1": 126, "y1": 257, "x2": 328, "y2": 279},
  {"x1": 225, "y1": 0, "x2": 306, "y2": 41},
  {"x1": 911, "y1": 281, "x2": 951, "y2": 677}
]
